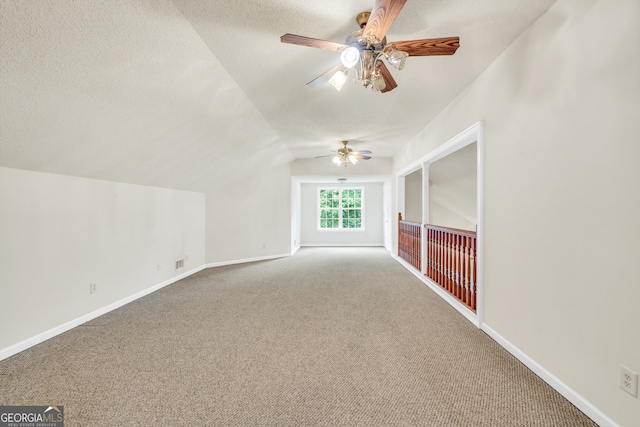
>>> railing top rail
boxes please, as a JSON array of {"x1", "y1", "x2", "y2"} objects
[
  {"x1": 399, "y1": 220, "x2": 422, "y2": 226},
  {"x1": 424, "y1": 223, "x2": 477, "y2": 238}
]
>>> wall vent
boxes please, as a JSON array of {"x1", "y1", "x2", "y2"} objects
[{"x1": 175, "y1": 259, "x2": 184, "y2": 270}]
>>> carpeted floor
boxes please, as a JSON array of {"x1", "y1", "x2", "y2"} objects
[{"x1": 0, "y1": 247, "x2": 596, "y2": 426}]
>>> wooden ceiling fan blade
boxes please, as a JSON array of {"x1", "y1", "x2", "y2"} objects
[
  {"x1": 355, "y1": 150, "x2": 372, "y2": 155},
  {"x1": 314, "y1": 154, "x2": 335, "y2": 158},
  {"x1": 280, "y1": 34, "x2": 349, "y2": 52},
  {"x1": 306, "y1": 64, "x2": 346, "y2": 87},
  {"x1": 363, "y1": 0, "x2": 407, "y2": 42},
  {"x1": 376, "y1": 62, "x2": 398, "y2": 93},
  {"x1": 392, "y1": 37, "x2": 460, "y2": 56},
  {"x1": 355, "y1": 154, "x2": 372, "y2": 160}
]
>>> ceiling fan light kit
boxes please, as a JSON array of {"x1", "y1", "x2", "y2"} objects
[
  {"x1": 318, "y1": 141, "x2": 372, "y2": 167},
  {"x1": 280, "y1": 0, "x2": 460, "y2": 93}
]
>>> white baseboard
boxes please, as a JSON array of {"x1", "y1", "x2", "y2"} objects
[
  {"x1": 206, "y1": 252, "x2": 291, "y2": 268},
  {"x1": 481, "y1": 324, "x2": 618, "y2": 427},
  {"x1": 0, "y1": 265, "x2": 207, "y2": 362}
]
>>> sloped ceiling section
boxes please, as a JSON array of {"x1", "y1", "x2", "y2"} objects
[
  {"x1": 174, "y1": 0, "x2": 556, "y2": 159},
  {"x1": 0, "y1": 0, "x2": 292, "y2": 192},
  {"x1": 0, "y1": 0, "x2": 556, "y2": 192}
]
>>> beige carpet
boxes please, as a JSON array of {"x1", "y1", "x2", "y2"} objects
[{"x1": 0, "y1": 247, "x2": 596, "y2": 426}]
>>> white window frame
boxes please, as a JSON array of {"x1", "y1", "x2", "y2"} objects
[{"x1": 317, "y1": 186, "x2": 365, "y2": 231}]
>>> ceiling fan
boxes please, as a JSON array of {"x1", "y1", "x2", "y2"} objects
[
  {"x1": 280, "y1": 0, "x2": 460, "y2": 93},
  {"x1": 316, "y1": 141, "x2": 372, "y2": 166}
]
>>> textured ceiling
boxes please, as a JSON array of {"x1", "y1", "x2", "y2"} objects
[{"x1": 0, "y1": 0, "x2": 556, "y2": 192}]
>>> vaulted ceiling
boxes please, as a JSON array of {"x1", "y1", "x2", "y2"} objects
[{"x1": 0, "y1": 0, "x2": 556, "y2": 192}]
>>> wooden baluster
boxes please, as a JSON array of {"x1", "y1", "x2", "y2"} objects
[
  {"x1": 448, "y1": 233, "x2": 452, "y2": 297},
  {"x1": 444, "y1": 231, "x2": 450, "y2": 292},
  {"x1": 468, "y1": 236, "x2": 473, "y2": 310},
  {"x1": 451, "y1": 233, "x2": 456, "y2": 295},
  {"x1": 425, "y1": 227, "x2": 430, "y2": 278},
  {"x1": 416, "y1": 226, "x2": 419, "y2": 269},
  {"x1": 460, "y1": 235, "x2": 466, "y2": 304},
  {"x1": 417, "y1": 225, "x2": 421, "y2": 271},
  {"x1": 430, "y1": 227, "x2": 434, "y2": 279},
  {"x1": 404, "y1": 224, "x2": 407, "y2": 262},
  {"x1": 437, "y1": 229, "x2": 442, "y2": 284},
  {"x1": 405, "y1": 224, "x2": 409, "y2": 262},
  {"x1": 411, "y1": 224, "x2": 415, "y2": 269},
  {"x1": 402, "y1": 223, "x2": 406, "y2": 261},
  {"x1": 418, "y1": 225, "x2": 422, "y2": 271},
  {"x1": 458, "y1": 235, "x2": 463, "y2": 302},
  {"x1": 459, "y1": 235, "x2": 465, "y2": 302},
  {"x1": 404, "y1": 224, "x2": 408, "y2": 262},
  {"x1": 454, "y1": 234, "x2": 460, "y2": 300},
  {"x1": 447, "y1": 233, "x2": 455, "y2": 295},
  {"x1": 463, "y1": 236, "x2": 470, "y2": 307},
  {"x1": 411, "y1": 225, "x2": 416, "y2": 267},
  {"x1": 471, "y1": 236, "x2": 476, "y2": 311},
  {"x1": 440, "y1": 231, "x2": 447, "y2": 289},
  {"x1": 438, "y1": 231, "x2": 442, "y2": 288},
  {"x1": 442, "y1": 231, "x2": 447, "y2": 291},
  {"x1": 434, "y1": 230, "x2": 439, "y2": 285},
  {"x1": 413, "y1": 224, "x2": 417, "y2": 269},
  {"x1": 412, "y1": 225, "x2": 415, "y2": 269},
  {"x1": 450, "y1": 233, "x2": 455, "y2": 295},
  {"x1": 442, "y1": 230, "x2": 447, "y2": 290},
  {"x1": 452, "y1": 233, "x2": 457, "y2": 299},
  {"x1": 428, "y1": 227, "x2": 433, "y2": 279},
  {"x1": 438, "y1": 230, "x2": 443, "y2": 288}
]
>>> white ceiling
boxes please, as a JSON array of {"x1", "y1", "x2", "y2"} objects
[{"x1": 0, "y1": 0, "x2": 556, "y2": 192}]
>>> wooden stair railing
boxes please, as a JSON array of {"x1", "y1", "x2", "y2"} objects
[
  {"x1": 398, "y1": 213, "x2": 421, "y2": 271},
  {"x1": 424, "y1": 224, "x2": 477, "y2": 312}
]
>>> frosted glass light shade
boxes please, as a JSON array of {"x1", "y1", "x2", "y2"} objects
[
  {"x1": 371, "y1": 72, "x2": 386, "y2": 92},
  {"x1": 329, "y1": 70, "x2": 348, "y2": 91},
  {"x1": 340, "y1": 47, "x2": 360, "y2": 68},
  {"x1": 386, "y1": 45, "x2": 408, "y2": 70}
]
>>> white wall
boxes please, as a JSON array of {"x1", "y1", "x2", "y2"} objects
[
  {"x1": 430, "y1": 197, "x2": 475, "y2": 231},
  {"x1": 300, "y1": 182, "x2": 384, "y2": 246},
  {"x1": 393, "y1": 0, "x2": 640, "y2": 425},
  {"x1": 0, "y1": 167, "x2": 205, "y2": 354},
  {"x1": 205, "y1": 164, "x2": 292, "y2": 264},
  {"x1": 428, "y1": 142, "x2": 477, "y2": 231},
  {"x1": 291, "y1": 177, "x2": 302, "y2": 253},
  {"x1": 403, "y1": 171, "x2": 422, "y2": 223}
]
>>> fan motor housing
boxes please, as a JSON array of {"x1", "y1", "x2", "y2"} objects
[{"x1": 345, "y1": 12, "x2": 386, "y2": 50}]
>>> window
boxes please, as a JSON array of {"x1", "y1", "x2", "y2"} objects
[{"x1": 318, "y1": 187, "x2": 364, "y2": 230}]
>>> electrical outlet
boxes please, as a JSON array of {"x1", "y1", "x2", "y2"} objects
[
  {"x1": 89, "y1": 283, "x2": 97, "y2": 295},
  {"x1": 620, "y1": 365, "x2": 638, "y2": 397}
]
